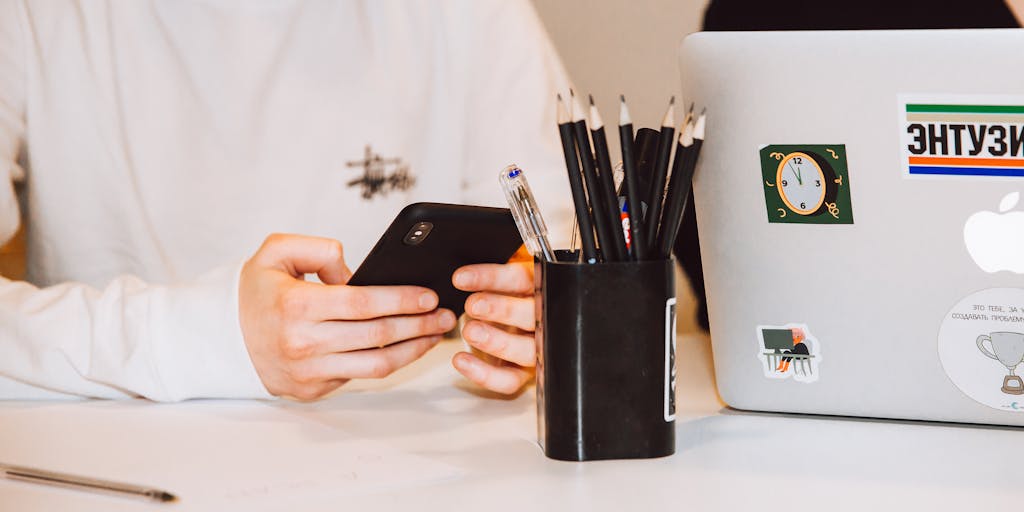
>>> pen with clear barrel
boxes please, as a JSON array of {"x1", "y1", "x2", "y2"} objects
[{"x1": 499, "y1": 164, "x2": 556, "y2": 262}]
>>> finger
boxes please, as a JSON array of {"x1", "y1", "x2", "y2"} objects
[
  {"x1": 451, "y1": 352, "x2": 533, "y2": 395},
  {"x1": 462, "y1": 320, "x2": 536, "y2": 367},
  {"x1": 255, "y1": 233, "x2": 352, "y2": 284},
  {"x1": 452, "y1": 261, "x2": 533, "y2": 294},
  {"x1": 297, "y1": 283, "x2": 439, "y2": 321},
  {"x1": 306, "y1": 335, "x2": 443, "y2": 380},
  {"x1": 464, "y1": 292, "x2": 534, "y2": 331},
  {"x1": 310, "y1": 309, "x2": 457, "y2": 353}
]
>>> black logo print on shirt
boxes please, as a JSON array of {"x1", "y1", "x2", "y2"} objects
[{"x1": 345, "y1": 145, "x2": 415, "y2": 200}]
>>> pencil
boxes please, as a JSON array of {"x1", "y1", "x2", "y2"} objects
[
  {"x1": 570, "y1": 90, "x2": 615, "y2": 263},
  {"x1": 656, "y1": 109, "x2": 695, "y2": 257},
  {"x1": 588, "y1": 95, "x2": 628, "y2": 262},
  {"x1": 632, "y1": 127, "x2": 661, "y2": 259},
  {"x1": 661, "y1": 109, "x2": 706, "y2": 253},
  {"x1": 618, "y1": 95, "x2": 646, "y2": 260},
  {"x1": 643, "y1": 97, "x2": 676, "y2": 256},
  {"x1": 556, "y1": 93, "x2": 598, "y2": 263}
]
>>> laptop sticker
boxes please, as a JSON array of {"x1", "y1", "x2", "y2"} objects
[
  {"x1": 756, "y1": 324, "x2": 821, "y2": 383},
  {"x1": 964, "y1": 192, "x2": 1024, "y2": 274},
  {"x1": 899, "y1": 94, "x2": 1024, "y2": 179},
  {"x1": 938, "y1": 288, "x2": 1024, "y2": 411},
  {"x1": 759, "y1": 144, "x2": 853, "y2": 224}
]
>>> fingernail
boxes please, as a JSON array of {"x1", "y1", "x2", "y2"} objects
[
  {"x1": 454, "y1": 270, "x2": 475, "y2": 289},
  {"x1": 465, "y1": 322, "x2": 488, "y2": 343},
  {"x1": 439, "y1": 310, "x2": 457, "y2": 330},
  {"x1": 419, "y1": 292, "x2": 437, "y2": 309},
  {"x1": 471, "y1": 299, "x2": 490, "y2": 316}
]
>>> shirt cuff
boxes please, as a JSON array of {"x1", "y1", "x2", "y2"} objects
[{"x1": 147, "y1": 260, "x2": 274, "y2": 401}]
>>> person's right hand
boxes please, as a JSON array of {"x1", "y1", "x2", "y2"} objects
[{"x1": 238, "y1": 234, "x2": 456, "y2": 400}]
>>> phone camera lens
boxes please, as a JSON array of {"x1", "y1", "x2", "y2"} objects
[{"x1": 403, "y1": 221, "x2": 434, "y2": 246}]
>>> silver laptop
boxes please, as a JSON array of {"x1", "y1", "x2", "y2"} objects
[{"x1": 680, "y1": 29, "x2": 1024, "y2": 426}]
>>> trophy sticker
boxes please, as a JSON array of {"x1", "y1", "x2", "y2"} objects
[
  {"x1": 938, "y1": 288, "x2": 1024, "y2": 411},
  {"x1": 756, "y1": 323, "x2": 821, "y2": 383}
]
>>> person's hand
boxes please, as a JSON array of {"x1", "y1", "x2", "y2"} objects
[
  {"x1": 450, "y1": 248, "x2": 536, "y2": 394},
  {"x1": 239, "y1": 234, "x2": 456, "y2": 400}
]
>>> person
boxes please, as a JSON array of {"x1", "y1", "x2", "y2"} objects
[
  {"x1": 675, "y1": 0, "x2": 1023, "y2": 333},
  {"x1": 0, "y1": 0, "x2": 572, "y2": 401},
  {"x1": 776, "y1": 328, "x2": 809, "y2": 374}
]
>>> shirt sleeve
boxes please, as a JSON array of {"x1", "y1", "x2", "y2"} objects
[
  {"x1": 0, "y1": 1, "x2": 270, "y2": 401},
  {"x1": 0, "y1": 0, "x2": 25, "y2": 245},
  {"x1": 453, "y1": 0, "x2": 576, "y2": 249}
]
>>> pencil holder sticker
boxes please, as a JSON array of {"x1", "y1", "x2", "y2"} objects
[
  {"x1": 938, "y1": 288, "x2": 1024, "y2": 412},
  {"x1": 664, "y1": 297, "x2": 677, "y2": 422},
  {"x1": 759, "y1": 144, "x2": 853, "y2": 224},
  {"x1": 756, "y1": 323, "x2": 821, "y2": 383}
]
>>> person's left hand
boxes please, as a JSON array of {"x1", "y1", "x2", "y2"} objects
[{"x1": 451, "y1": 249, "x2": 536, "y2": 394}]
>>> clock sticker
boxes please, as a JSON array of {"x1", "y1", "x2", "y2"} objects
[{"x1": 760, "y1": 144, "x2": 854, "y2": 224}]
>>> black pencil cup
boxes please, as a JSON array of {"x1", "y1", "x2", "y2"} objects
[{"x1": 535, "y1": 255, "x2": 676, "y2": 461}]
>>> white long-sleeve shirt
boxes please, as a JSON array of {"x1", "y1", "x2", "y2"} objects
[{"x1": 0, "y1": 0, "x2": 572, "y2": 401}]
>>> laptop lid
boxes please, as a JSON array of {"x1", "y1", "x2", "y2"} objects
[{"x1": 680, "y1": 29, "x2": 1024, "y2": 425}]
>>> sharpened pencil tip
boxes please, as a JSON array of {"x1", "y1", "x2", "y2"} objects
[
  {"x1": 569, "y1": 88, "x2": 575, "y2": 97},
  {"x1": 661, "y1": 97, "x2": 676, "y2": 127},
  {"x1": 557, "y1": 93, "x2": 562, "y2": 101},
  {"x1": 620, "y1": 94, "x2": 626, "y2": 103},
  {"x1": 688, "y1": 103, "x2": 695, "y2": 114},
  {"x1": 701, "y1": 107, "x2": 707, "y2": 115},
  {"x1": 588, "y1": 94, "x2": 595, "y2": 106}
]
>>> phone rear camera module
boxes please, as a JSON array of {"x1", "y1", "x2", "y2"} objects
[{"x1": 403, "y1": 222, "x2": 433, "y2": 245}]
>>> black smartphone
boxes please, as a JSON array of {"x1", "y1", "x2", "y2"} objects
[{"x1": 348, "y1": 202, "x2": 524, "y2": 316}]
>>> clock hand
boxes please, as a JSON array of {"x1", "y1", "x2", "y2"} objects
[{"x1": 787, "y1": 161, "x2": 803, "y2": 185}]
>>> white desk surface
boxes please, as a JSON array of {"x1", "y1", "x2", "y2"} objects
[{"x1": 1, "y1": 333, "x2": 1022, "y2": 511}]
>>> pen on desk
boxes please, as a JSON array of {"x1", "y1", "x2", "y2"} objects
[
  {"x1": 499, "y1": 164, "x2": 556, "y2": 262},
  {"x1": 0, "y1": 463, "x2": 177, "y2": 503},
  {"x1": 618, "y1": 95, "x2": 646, "y2": 261},
  {"x1": 655, "y1": 108, "x2": 695, "y2": 258},
  {"x1": 570, "y1": 90, "x2": 614, "y2": 263},
  {"x1": 556, "y1": 93, "x2": 598, "y2": 263},
  {"x1": 588, "y1": 95, "x2": 628, "y2": 262},
  {"x1": 644, "y1": 97, "x2": 676, "y2": 255}
]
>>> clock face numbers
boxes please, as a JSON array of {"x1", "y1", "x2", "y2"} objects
[
  {"x1": 759, "y1": 144, "x2": 854, "y2": 225},
  {"x1": 776, "y1": 152, "x2": 826, "y2": 215}
]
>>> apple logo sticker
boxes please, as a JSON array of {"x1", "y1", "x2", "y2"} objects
[{"x1": 964, "y1": 192, "x2": 1024, "y2": 274}]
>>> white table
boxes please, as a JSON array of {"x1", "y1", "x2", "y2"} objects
[{"x1": 1, "y1": 333, "x2": 1021, "y2": 511}]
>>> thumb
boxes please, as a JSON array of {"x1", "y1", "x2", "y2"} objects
[{"x1": 254, "y1": 234, "x2": 352, "y2": 284}]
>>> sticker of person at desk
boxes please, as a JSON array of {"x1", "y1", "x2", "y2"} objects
[{"x1": 756, "y1": 324, "x2": 821, "y2": 383}]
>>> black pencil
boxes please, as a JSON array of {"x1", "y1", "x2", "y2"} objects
[
  {"x1": 656, "y1": 109, "x2": 695, "y2": 257},
  {"x1": 619, "y1": 95, "x2": 646, "y2": 261},
  {"x1": 556, "y1": 93, "x2": 598, "y2": 263},
  {"x1": 588, "y1": 95, "x2": 628, "y2": 262},
  {"x1": 631, "y1": 127, "x2": 660, "y2": 259},
  {"x1": 644, "y1": 97, "x2": 676, "y2": 255},
  {"x1": 570, "y1": 91, "x2": 615, "y2": 263},
  {"x1": 661, "y1": 109, "x2": 705, "y2": 253}
]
